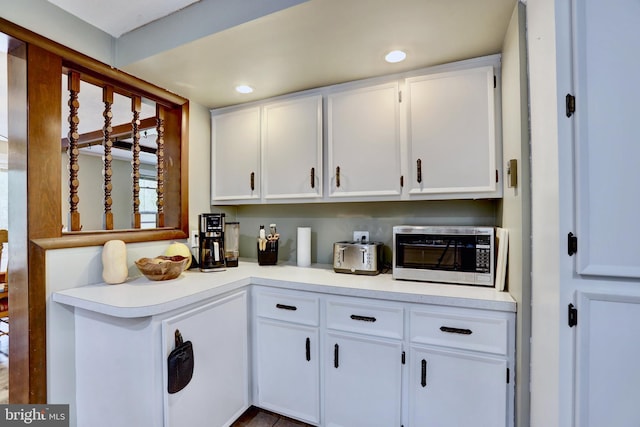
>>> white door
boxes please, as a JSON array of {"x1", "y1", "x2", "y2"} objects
[
  {"x1": 324, "y1": 332, "x2": 402, "y2": 427},
  {"x1": 256, "y1": 319, "x2": 320, "y2": 424},
  {"x1": 571, "y1": 0, "x2": 640, "y2": 278},
  {"x1": 262, "y1": 95, "x2": 323, "y2": 201},
  {"x1": 327, "y1": 82, "x2": 402, "y2": 198},
  {"x1": 211, "y1": 107, "x2": 261, "y2": 202},
  {"x1": 162, "y1": 291, "x2": 249, "y2": 427},
  {"x1": 405, "y1": 66, "x2": 498, "y2": 196},
  {"x1": 408, "y1": 345, "x2": 508, "y2": 427},
  {"x1": 574, "y1": 290, "x2": 640, "y2": 427}
]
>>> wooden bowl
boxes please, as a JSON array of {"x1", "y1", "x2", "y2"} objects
[{"x1": 135, "y1": 255, "x2": 189, "y2": 281}]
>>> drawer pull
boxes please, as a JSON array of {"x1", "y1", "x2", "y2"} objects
[
  {"x1": 276, "y1": 303, "x2": 297, "y2": 311},
  {"x1": 306, "y1": 337, "x2": 311, "y2": 362},
  {"x1": 334, "y1": 343, "x2": 339, "y2": 368},
  {"x1": 440, "y1": 326, "x2": 472, "y2": 335},
  {"x1": 421, "y1": 359, "x2": 427, "y2": 387},
  {"x1": 350, "y1": 314, "x2": 377, "y2": 323}
]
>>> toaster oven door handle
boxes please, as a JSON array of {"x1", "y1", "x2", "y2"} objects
[
  {"x1": 350, "y1": 314, "x2": 377, "y2": 323},
  {"x1": 439, "y1": 326, "x2": 473, "y2": 335}
]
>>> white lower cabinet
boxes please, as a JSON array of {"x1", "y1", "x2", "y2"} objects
[
  {"x1": 256, "y1": 320, "x2": 320, "y2": 424},
  {"x1": 251, "y1": 288, "x2": 514, "y2": 427},
  {"x1": 408, "y1": 345, "x2": 507, "y2": 427},
  {"x1": 254, "y1": 289, "x2": 321, "y2": 424},
  {"x1": 162, "y1": 291, "x2": 249, "y2": 427},
  {"x1": 73, "y1": 290, "x2": 249, "y2": 427},
  {"x1": 323, "y1": 296, "x2": 404, "y2": 427},
  {"x1": 408, "y1": 305, "x2": 514, "y2": 427},
  {"x1": 324, "y1": 332, "x2": 402, "y2": 427}
]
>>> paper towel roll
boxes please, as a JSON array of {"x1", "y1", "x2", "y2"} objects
[{"x1": 297, "y1": 227, "x2": 311, "y2": 267}]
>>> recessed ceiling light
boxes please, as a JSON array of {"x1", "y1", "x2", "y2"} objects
[
  {"x1": 385, "y1": 50, "x2": 407, "y2": 63},
  {"x1": 235, "y1": 85, "x2": 254, "y2": 94}
]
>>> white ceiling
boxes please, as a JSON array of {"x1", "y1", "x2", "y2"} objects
[
  {"x1": 46, "y1": 0, "x2": 201, "y2": 38},
  {"x1": 47, "y1": 0, "x2": 518, "y2": 109}
]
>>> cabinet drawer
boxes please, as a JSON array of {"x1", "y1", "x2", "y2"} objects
[
  {"x1": 410, "y1": 307, "x2": 508, "y2": 355},
  {"x1": 326, "y1": 298, "x2": 403, "y2": 339},
  {"x1": 256, "y1": 290, "x2": 319, "y2": 326}
]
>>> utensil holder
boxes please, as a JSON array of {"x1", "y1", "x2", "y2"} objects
[{"x1": 258, "y1": 240, "x2": 278, "y2": 265}]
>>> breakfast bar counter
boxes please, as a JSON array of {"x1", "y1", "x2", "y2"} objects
[{"x1": 52, "y1": 260, "x2": 516, "y2": 317}]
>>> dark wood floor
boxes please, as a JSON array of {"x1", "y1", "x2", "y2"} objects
[{"x1": 232, "y1": 406, "x2": 314, "y2": 427}]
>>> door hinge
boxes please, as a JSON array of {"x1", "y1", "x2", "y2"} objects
[
  {"x1": 566, "y1": 93, "x2": 576, "y2": 117},
  {"x1": 494, "y1": 75, "x2": 497, "y2": 88},
  {"x1": 568, "y1": 232, "x2": 578, "y2": 256},
  {"x1": 506, "y1": 367, "x2": 510, "y2": 384},
  {"x1": 401, "y1": 351, "x2": 406, "y2": 365},
  {"x1": 568, "y1": 303, "x2": 578, "y2": 327},
  {"x1": 399, "y1": 90, "x2": 402, "y2": 103}
]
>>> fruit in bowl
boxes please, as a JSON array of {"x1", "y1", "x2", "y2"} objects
[{"x1": 135, "y1": 255, "x2": 189, "y2": 281}]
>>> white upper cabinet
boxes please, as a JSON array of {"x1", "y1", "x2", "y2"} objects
[
  {"x1": 262, "y1": 95, "x2": 323, "y2": 201},
  {"x1": 571, "y1": 0, "x2": 640, "y2": 278},
  {"x1": 210, "y1": 56, "x2": 502, "y2": 205},
  {"x1": 405, "y1": 66, "x2": 499, "y2": 197},
  {"x1": 211, "y1": 107, "x2": 261, "y2": 203},
  {"x1": 327, "y1": 82, "x2": 402, "y2": 199}
]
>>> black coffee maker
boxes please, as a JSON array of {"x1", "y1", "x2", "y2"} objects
[{"x1": 199, "y1": 213, "x2": 226, "y2": 271}]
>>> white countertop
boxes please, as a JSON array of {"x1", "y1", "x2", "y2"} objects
[{"x1": 52, "y1": 260, "x2": 516, "y2": 318}]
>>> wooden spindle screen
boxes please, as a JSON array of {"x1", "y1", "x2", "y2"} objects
[
  {"x1": 156, "y1": 105, "x2": 165, "y2": 228},
  {"x1": 102, "y1": 86, "x2": 114, "y2": 230},
  {"x1": 67, "y1": 71, "x2": 82, "y2": 231},
  {"x1": 131, "y1": 96, "x2": 142, "y2": 229}
]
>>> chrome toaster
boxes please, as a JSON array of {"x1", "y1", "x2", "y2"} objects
[{"x1": 333, "y1": 241, "x2": 383, "y2": 275}]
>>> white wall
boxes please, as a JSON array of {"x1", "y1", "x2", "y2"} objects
[
  {"x1": 188, "y1": 101, "x2": 214, "y2": 230},
  {"x1": 499, "y1": 3, "x2": 531, "y2": 426},
  {"x1": 0, "y1": 0, "x2": 114, "y2": 64},
  {"x1": 527, "y1": 0, "x2": 569, "y2": 425}
]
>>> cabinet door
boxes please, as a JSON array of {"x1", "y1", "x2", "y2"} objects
[
  {"x1": 574, "y1": 290, "x2": 640, "y2": 427},
  {"x1": 409, "y1": 345, "x2": 508, "y2": 427},
  {"x1": 405, "y1": 66, "x2": 498, "y2": 196},
  {"x1": 324, "y1": 332, "x2": 402, "y2": 427},
  {"x1": 262, "y1": 95, "x2": 323, "y2": 200},
  {"x1": 211, "y1": 107, "x2": 261, "y2": 202},
  {"x1": 163, "y1": 291, "x2": 248, "y2": 427},
  {"x1": 327, "y1": 82, "x2": 402, "y2": 198},
  {"x1": 256, "y1": 319, "x2": 320, "y2": 424},
  {"x1": 571, "y1": 0, "x2": 640, "y2": 278}
]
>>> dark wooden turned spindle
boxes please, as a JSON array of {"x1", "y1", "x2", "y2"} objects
[
  {"x1": 131, "y1": 96, "x2": 142, "y2": 229},
  {"x1": 67, "y1": 71, "x2": 82, "y2": 231},
  {"x1": 102, "y1": 86, "x2": 114, "y2": 230},
  {"x1": 156, "y1": 105, "x2": 165, "y2": 228}
]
